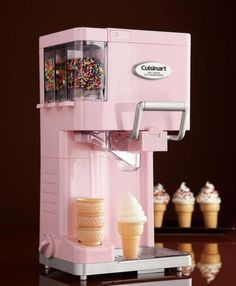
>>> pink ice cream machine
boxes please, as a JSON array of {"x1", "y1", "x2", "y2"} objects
[{"x1": 38, "y1": 27, "x2": 191, "y2": 279}]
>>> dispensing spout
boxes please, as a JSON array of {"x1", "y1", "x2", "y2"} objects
[{"x1": 90, "y1": 132, "x2": 141, "y2": 171}]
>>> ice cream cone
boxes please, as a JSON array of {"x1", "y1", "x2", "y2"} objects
[
  {"x1": 155, "y1": 242, "x2": 164, "y2": 248},
  {"x1": 174, "y1": 203, "x2": 194, "y2": 227},
  {"x1": 200, "y1": 243, "x2": 221, "y2": 263},
  {"x1": 196, "y1": 181, "x2": 221, "y2": 228},
  {"x1": 172, "y1": 182, "x2": 195, "y2": 227},
  {"x1": 178, "y1": 243, "x2": 192, "y2": 253},
  {"x1": 77, "y1": 213, "x2": 104, "y2": 228},
  {"x1": 117, "y1": 193, "x2": 147, "y2": 259},
  {"x1": 178, "y1": 243, "x2": 195, "y2": 276},
  {"x1": 178, "y1": 243, "x2": 195, "y2": 268},
  {"x1": 197, "y1": 243, "x2": 222, "y2": 283},
  {"x1": 77, "y1": 227, "x2": 104, "y2": 246},
  {"x1": 200, "y1": 203, "x2": 220, "y2": 228},
  {"x1": 153, "y1": 184, "x2": 170, "y2": 227},
  {"x1": 76, "y1": 198, "x2": 104, "y2": 214},
  {"x1": 203, "y1": 243, "x2": 218, "y2": 254},
  {"x1": 118, "y1": 222, "x2": 144, "y2": 259},
  {"x1": 154, "y1": 203, "x2": 167, "y2": 227}
]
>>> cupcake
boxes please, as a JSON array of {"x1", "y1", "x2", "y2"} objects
[
  {"x1": 172, "y1": 182, "x2": 195, "y2": 227},
  {"x1": 197, "y1": 181, "x2": 221, "y2": 228},
  {"x1": 153, "y1": 184, "x2": 170, "y2": 227}
]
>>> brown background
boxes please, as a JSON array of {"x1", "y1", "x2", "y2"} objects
[{"x1": 0, "y1": 0, "x2": 235, "y2": 229}]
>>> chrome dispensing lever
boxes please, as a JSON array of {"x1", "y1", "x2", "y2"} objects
[{"x1": 129, "y1": 101, "x2": 189, "y2": 141}]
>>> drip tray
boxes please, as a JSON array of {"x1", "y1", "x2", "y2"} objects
[
  {"x1": 40, "y1": 247, "x2": 191, "y2": 280},
  {"x1": 115, "y1": 246, "x2": 188, "y2": 261}
]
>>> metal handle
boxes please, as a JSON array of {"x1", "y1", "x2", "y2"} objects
[{"x1": 129, "y1": 101, "x2": 189, "y2": 141}]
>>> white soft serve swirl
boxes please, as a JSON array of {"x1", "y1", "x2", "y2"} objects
[
  {"x1": 196, "y1": 181, "x2": 221, "y2": 204},
  {"x1": 118, "y1": 193, "x2": 147, "y2": 223}
]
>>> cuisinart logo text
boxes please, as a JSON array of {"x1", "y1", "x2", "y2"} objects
[{"x1": 132, "y1": 61, "x2": 171, "y2": 80}]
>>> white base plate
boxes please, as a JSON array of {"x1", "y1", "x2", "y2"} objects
[{"x1": 40, "y1": 246, "x2": 191, "y2": 280}]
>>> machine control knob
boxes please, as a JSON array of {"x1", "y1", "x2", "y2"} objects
[{"x1": 39, "y1": 234, "x2": 55, "y2": 259}]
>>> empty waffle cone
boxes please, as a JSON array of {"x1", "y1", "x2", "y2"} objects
[
  {"x1": 200, "y1": 203, "x2": 220, "y2": 228},
  {"x1": 76, "y1": 198, "x2": 104, "y2": 214},
  {"x1": 154, "y1": 203, "x2": 167, "y2": 227},
  {"x1": 77, "y1": 227, "x2": 104, "y2": 246},
  {"x1": 118, "y1": 222, "x2": 144, "y2": 259},
  {"x1": 77, "y1": 213, "x2": 104, "y2": 228},
  {"x1": 174, "y1": 203, "x2": 194, "y2": 227}
]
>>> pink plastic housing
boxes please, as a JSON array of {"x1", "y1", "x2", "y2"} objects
[{"x1": 38, "y1": 28, "x2": 191, "y2": 264}]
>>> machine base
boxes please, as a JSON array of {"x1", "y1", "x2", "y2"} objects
[{"x1": 40, "y1": 247, "x2": 191, "y2": 280}]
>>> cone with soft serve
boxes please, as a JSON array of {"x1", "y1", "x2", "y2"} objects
[
  {"x1": 153, "y1": 183, "x2": 170, "y2": 227},
  {"x1": 178, "y1": 243, "x2": 195, "y2": 276},
  {"x1": 117, "y1": 193, "x2": 147, "y2": 259},
  {"x1": 196, "y1": 181, "x2": 221, "y2": 228},
  {"x1": 172, "y1": 182, "x2": 195, "y2": 228},
  {"x1": 197, "y1": 243, "x2": 222, "y2": 283}
]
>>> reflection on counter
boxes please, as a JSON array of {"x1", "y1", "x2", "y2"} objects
[
  {"x1": 197, "y1": 243, "x2": 222, "y2": 283},
  {"x1": 155, "y1": 239, "x2": 224, "y2": 284},
  {"x1": 178, "y1": 243, "x2": 195, "y2": 276},
  {"x1": 37, "y1": 235, "x2": 229, "y2": 286},
  {"x1": 155, "y1": 242, "x2": 164, "y2": 248},
  {"x1": 39, "y1": 271, "x2": 192, "y2": 286}
]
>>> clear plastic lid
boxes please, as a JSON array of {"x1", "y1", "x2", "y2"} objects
[
  {"x1": 44, "y1": 41, "x2": 106, "y2": 102},
  {"x1": 44, "y1": 47, "x2": 56, "y2": 102}
]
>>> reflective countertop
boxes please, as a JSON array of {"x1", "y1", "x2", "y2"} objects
[{"x1": 1, "y1": 225, "x2": 235, "y2": 286}]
